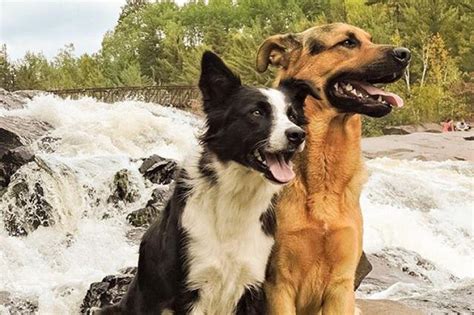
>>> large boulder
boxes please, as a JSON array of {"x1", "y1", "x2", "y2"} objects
[
  {"x1": 81, "y1": 267, "x2": 136, "y2": 314},
  {"x1": 0, "y1": 146, "x2": 34, "y2": 194},
  {"x1": 362, "y1": 130, "x2": 474, "y2": 161},
  {"x1": 0, "y1": 114, "x2": 51, "y2": 193},
  {"x1": 0, "y1": 116, "x2": 51, "y2": 157}
]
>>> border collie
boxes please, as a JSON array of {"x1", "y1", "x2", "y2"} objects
[{"x1": 97, "y1": 51, "x2": 319, "y2": 315}]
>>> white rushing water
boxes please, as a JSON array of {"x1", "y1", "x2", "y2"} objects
[{"x1": 0, "y1": 95, "x2": 473, "y2": 313}]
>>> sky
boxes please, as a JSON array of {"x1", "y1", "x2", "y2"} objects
[{"x1": 0, "y1": 0, "x2": 126, "y2": 61}]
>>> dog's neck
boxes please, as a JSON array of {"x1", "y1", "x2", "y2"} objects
[
  {"x1": 184, "y1": 149, "x2": 280, "y2": 236},
  {"x1": 295, "y1": 99, "x2": 366, "y2": 207}
]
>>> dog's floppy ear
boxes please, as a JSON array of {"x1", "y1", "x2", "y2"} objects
[
  {"x1": 256, "y1": 33, "x2": 302, "y2": 73},
  {"x1": 279, "y1": 78, "x2": 321, "y2": 106},
  {"x1": 199, "y1": 51, "x2": 241, "y2": 103}
]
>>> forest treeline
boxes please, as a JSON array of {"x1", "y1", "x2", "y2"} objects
[{"x1": 0, "y1": 0, "x2": 472, "y2": 135}]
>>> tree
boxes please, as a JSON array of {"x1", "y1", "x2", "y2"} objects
[{"x1": 0, "y1": 44, "x2": 15, "y2": 90}]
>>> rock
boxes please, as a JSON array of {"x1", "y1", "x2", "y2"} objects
[
  {"x1": 107, "y1": 169, "x2": 140, "y2": 205},
  {"x1": 0, "y1": 88, "x2": 28, "y2": 110},
  {"x1": 358, "y1": 248, "x2": 458, "y2": 297},
  {"x1": 356, "y1": 248, "x2": 474, "y2": 313},
  {"x1": 81, "y1": 267, "x2": 136, "y2": 314},
  {"x1": 0, "y1": 115, "x2": 51, "y2": 190},
  {"x1": 357, "y1": 299, "x2": 424, "y2": 315},
  {"x1": 139, "y1": 155, "x2": 177, "y2": 185},
  {"x1": 400, "y1": 279, "x2": 474, "y2": 314},
  {"x1": 362, "y1": 130, "x2": 474, "y2": 161},
  {"x1": 355, "y1": 252, "x2": 373, "y2": 290},
  {"x1": 0, "y1": 291, "x2": 38, "y2": 315},
  {"x1": 1, "y1": 162, "x2": 54, "y2": 236},
  {"x1": 13, "y1": 90, "x2": 43, "y2": 100},
  {"x1": 127, "y1": 186, "x2": 172, "y2": 227},
  {"x1": 382, "y1": 123, "x2": 442, "y2": 135},
  {"x1": 0, "y1": 116, "x2": 52, "y2": 152},
  {"x1": 0, "y1": 146, "x2": 35, "y2": 192}
]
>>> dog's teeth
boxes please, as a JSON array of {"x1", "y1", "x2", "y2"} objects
[
  {"x1": 346, "y1": 83, "x2": 353, "y2": 91},
  {"x1": 334, "y1": 82, "x2": 339, "y2": 90},
  {"x1": 377, "y1": 96, "x2": 383, "y2": 102}
]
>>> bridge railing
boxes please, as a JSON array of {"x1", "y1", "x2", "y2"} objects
[{"x1": 47, "y1": 85, "x2": 202, "y2": 111}]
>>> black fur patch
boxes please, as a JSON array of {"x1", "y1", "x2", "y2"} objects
[
  {"x1": 235, "y1": 286, "x2": 267, "y2": 315},
  {"x1": 260, "y1": 201, "x2": 277, "y2": 237},
  {"x1": 198, "y1": 150, "x2": 218, "y2": 184},
  {"x1": 308, "y1": 39, "x2": 325, "y2": 55}
]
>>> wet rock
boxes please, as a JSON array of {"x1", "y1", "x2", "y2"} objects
[
  {"x1": 401, "y1": 279, "x2": 474, "y2": 314},
  {"x1": 107, "y1": 169, "x2": 140, "y2": 205},
  {"x1": 127, "y1": 186, "x2": 171, "y2": 227},
  {"x1": 0, "y1": 115, "x2": 51, "y2": 192},
  {"x1": 139, "y1": 155, "x2": 177, "y2": 185},
  {"x1": 0, "y1": 291, "x2": 38, "y2": 315},
  {"x1": 356, "y1": 248, "x2": 474, "y2": 313},
  {"x1": 35, "y1": 136, "x2": 61, "y2": 153},
  {"x1": 0, "y1": 147, "x2": 35, "y2": 192},
  {"x1": 1, "y1": 163, "x2": 54, "y2": 236},
  {"x1": 81, "y1": 267, "x2": 136, "y2": 314},
  {"x1": 358, "y1": 248, "x2": 458, "y2": 297}
]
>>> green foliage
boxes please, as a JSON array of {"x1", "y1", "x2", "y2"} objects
[
  {"x1": 0, "y1": 0, "x2": 471, "y2": 135},
  {"x1": 0, "y1": 45, "x2": 15, "y2": 90}
]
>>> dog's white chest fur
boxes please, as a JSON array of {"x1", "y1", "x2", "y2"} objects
[{"x1": 181, "y1": 161, "x2": 279, "y2": 315}]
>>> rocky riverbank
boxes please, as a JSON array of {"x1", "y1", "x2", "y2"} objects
[{"x1": 363, "y1": 130, "x2": 474, "y2": 162}]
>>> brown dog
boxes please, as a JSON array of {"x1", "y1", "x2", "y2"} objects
[{"x1": 256, "y1": 23, "x2": 410, "y2": 315}]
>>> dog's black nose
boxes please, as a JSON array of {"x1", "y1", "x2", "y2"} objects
[
  {"x1": 285, "y1": 127, "x2": 306, "y2": 146},
  {"x1": 393, "y1": 47, "x2": 411, "y2": 65}
]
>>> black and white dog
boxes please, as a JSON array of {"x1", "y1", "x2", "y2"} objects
[{"x1": 98, "y1": 51, "x2": 319, "y2": 315}]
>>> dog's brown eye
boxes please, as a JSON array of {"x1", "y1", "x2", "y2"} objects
[{"x1": 341, "y1": 39, "x2": 357, "y2": 48}]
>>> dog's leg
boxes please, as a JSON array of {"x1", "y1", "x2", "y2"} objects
[
  {"x1": 265, "y1": 283, "x2": 296, "y2": 315},
  {"x1": 321, "y1": 279, "x2": 355, "y2": 315}
]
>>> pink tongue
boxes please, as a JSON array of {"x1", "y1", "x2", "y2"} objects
[
  {"x1": 355, "y1": 82, "x2": 404, "y2": 108},
  {"x1": 264, "y1": 153, "x2": 295, "y2": 184}
]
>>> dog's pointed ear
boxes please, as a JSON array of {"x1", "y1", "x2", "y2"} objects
[
  {"x1": 199, "y1": 51, "x2": 241, "y2": 102},
  {"x1": 256, "y1": 33, "x2": 302, "y2": 73},
  {"x1": 279, "y1": 78, "x2": 321, "y2": 106}
]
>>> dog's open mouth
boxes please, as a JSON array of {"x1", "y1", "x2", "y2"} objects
[
  {"x1": 251, "y1": 149, "x2": 295, "y2": 184},
  {"x1": 332, "y1": 81, "x2": 404, "y2": 108},
  {"x1": 327, "y1": 70, "x2": 405, "y2": 117}
]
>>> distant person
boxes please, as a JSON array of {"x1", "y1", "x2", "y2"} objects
[
  {"x1": 455, "y1": 120, "x2": 471, "y2": 131},
  {"x1": 442, "y1": 118, "x2": 454, "y2": 132}
]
